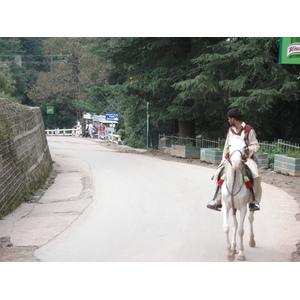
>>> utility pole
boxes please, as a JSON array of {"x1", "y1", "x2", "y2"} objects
[
  {"x1": 147, "y1": 101, "x2": 150, "y2": 148},
  {"x1": 14, "y1": 51, "x2": 25, "y2": 67}
]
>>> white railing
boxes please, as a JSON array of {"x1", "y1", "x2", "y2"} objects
[
  {"x1": 45, "y1": 128, "x2": 82, "y2": 136},
  {"x1": 259, "y1": 139, "x2": 300, "y2": 153},
  {"x1": 159, "y1": 134, "x2": 300, "y2": 154},
  {"x1": 45, "y1": 129, "x2": 122, "y2": 144},
  {"x1": 158, "y1": 134, "x2": 225, "y2": 149},
  {"x1": 107, "y1": 133, "x2": 122, "y2": 144}
]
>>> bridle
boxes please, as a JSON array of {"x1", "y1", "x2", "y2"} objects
[
  {"x1": 225, "y1": 146, "x2": 246, "y2": 215},
  {"x1": 227, "y1": 150, "x2": 243, "y2": 164}
]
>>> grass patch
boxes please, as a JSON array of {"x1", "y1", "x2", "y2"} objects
[{"x1": 287, "y1": 151, "x2": 300, "y2": 158}]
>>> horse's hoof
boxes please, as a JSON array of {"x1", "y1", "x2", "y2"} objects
[
  {"x1": 231, "y1": 244, "x2": 237, "y2": 254},
  {"x1": 237, "y1": 254, "x2": 246, "y2": 261},
  {"x1": 227, "y1": 252, "x2": 235, "y2": 261},
  {"x1": 249, "y1": 239, "x2": 256, "y2": 247}
]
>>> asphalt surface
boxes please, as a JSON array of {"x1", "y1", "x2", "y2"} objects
[{"x1": 1, "y1": 136, "x2": 299, "y2": 262}]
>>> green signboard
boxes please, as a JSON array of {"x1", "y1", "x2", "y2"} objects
[
  {"x1": 279, "y1": 37, "x2": 300, "y2": 64},
  {"x1": 46, "y1": 106, "x2": 55, "y2": 114}
]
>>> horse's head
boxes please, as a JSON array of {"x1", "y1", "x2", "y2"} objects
[{"x1": 228, "y1": 134, "x2": 246, "y2": 171}]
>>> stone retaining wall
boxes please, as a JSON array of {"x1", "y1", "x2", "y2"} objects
[{"x1": 0, "y1": 98, "x2": 52, "y2": 217}]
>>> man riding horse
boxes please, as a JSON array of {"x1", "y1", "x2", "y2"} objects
[{"x1": 207, "y1": 108, "x2": 261, "y2": 212}]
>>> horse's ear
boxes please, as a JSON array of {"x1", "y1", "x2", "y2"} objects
[{"x1": 240, "y1": 131, "x2": 245, "y2": 140}]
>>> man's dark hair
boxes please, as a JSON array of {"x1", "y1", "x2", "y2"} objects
[{"x1": 227, "y1": 108, "x2": 242, "y2": 121}]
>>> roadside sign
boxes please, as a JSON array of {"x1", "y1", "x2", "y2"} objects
[
  {"x1": 279, "y1": 37, "x2": 300, "y2": 64},
  {"x1": 106, "y1": 113, "x2": 119, "y2": 121},
  {"x1": 83, "y1": 113, "x2": 92, "y2": 119},
  {"x1": 46, "y1": 106, "x2": 54, "y2": 114},
  {"x1": 93, "y1": 115, "x2": 106, "y2": 122}
]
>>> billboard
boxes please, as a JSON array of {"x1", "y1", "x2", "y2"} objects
[{"x1": 279, "y1": 37, "x2": 300, "y2": 64}]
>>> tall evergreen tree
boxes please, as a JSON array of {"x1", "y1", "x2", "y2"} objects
[
  {"x1": 175, "y1": 37, "x2": 300, "y2": 141},
  {"x1": 91, "y1": 37, "x2": 226, "y2": 147},
  {"x1": 0, "y1": 37, "x2": 49, "y2": 103}
]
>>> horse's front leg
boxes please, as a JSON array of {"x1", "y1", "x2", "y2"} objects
[
  {"x1": 237, "y1": 206, "x2": 247, "y2": 261},
  {"x1": 248, "y1": 211, "x2": 256, "y2": 247},
  {"x1": 231, "y1": 212, "x2": 237, "y2": 254},
  {"x1": 222, "y1": 205, "x2": 235, "y2": 261}
]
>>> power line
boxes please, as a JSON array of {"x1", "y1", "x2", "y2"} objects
[
  {"x1": 75, "y1": 74, "x2": 107, "y2": 109},
  {"x1": 79, "y1": 69, "x2": 119, "y2": 113}
]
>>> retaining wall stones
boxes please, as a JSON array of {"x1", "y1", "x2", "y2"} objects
[{"x1": 0, "y1": 98, "x2": 52, "y2": 217}]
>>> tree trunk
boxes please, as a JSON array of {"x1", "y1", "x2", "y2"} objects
[{"x1": 178, "y1": 120, "x2": 196, "y2": 145}]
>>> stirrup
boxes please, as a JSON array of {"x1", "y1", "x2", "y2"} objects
[
  {"x1": 207, "y1": 200, "x2": 222, "y2": 211},
  {"x1": 249, "y1": 200, "x2": 260, "y2": 211}
]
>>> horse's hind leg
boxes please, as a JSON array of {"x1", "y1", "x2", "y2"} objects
[{"x1": 248, "y1": 211, "x2": 256, "y2": 247}]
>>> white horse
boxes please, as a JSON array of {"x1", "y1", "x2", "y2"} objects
[{"x1": 221, "y1": 133, "x2": 257, "y2": 261}]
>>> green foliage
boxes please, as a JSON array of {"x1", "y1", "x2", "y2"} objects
[
  {"x1": 175, "y1": 37, "x2": 300, "y2": 141},
  {"x1": 0, "y1": 37, "x2": 49, "y2": 103},
  {"x1": 116, "y1": 128, "x2": 126, "y2": 139},
  {"x1": 259, "y1": 140, "x2": 300, "y2": 168},
  {"x1": 89, "y1": 37, "x2": 225, "y2": 147},
  {"x1": 287, "y1": 151, "x2": 300, "y2": 158},
  {"x1": 0, "y1": 63, "x2": 16, "y2": 94},
  {"x1": 0, "y1": 38, "x2": 21, "y2": 55},
  {"x1": 2, "y1": 37, "x2": 300, "y2": 148},
  {"x1": 259, "y1": 142, "x2": 282, "y2": 169}
]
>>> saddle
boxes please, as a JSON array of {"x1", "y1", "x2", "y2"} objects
[
  {"x1": 242, "y1": 161, "x2": 254, "y2": 184},
  {"x1": 212, "y1": 161, "x2": 254, "y2": 200},
  {"x1": 212, "y1": 158, "x2": 255, "y2": 203}
]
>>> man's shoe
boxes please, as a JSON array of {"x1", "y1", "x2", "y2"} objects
[
  {"x1": 207, "y1": 200, "x2": 222, "y2": 211},
  {"x1": 249, "y1": 201, "x2": 260, "y2": 211}
]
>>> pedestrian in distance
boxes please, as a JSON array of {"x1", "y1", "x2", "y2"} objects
[{"x1": 88, "y1": 122, "x2": 95, "y2": 139}]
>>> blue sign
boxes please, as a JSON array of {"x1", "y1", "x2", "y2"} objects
[{"x1": 106, "y1": 114, "x2": 119, "y2": 121}]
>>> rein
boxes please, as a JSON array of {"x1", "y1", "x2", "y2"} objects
[{"x1": 225, "y1": 149, "x2": 245, "y2": 215}]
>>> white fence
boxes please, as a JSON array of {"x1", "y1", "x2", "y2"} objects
[
  {"x1": 158, "y1": 134, "x2": 225, "y2": 149},
  {"x1": 45, "y1": 128, "x2": 82, "y2": 136},
  {"x1": 259, "y1": 139, "x2": 300, "y2": 153},
  {"x1": 45, "y1": 128, "x2": 122, "y2": 144},
  {"x1": 159, "y1": 134, "x2": 300, "y2": 154}
]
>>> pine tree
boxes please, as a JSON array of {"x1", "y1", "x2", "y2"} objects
[
  {"x1": 175, "y1": 37, "x2": 300, "y2": 140},
  {"x1": 91, "y1": 37, "x2": 226, "y2": 147}
]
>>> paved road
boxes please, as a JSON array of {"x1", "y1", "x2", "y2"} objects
[{"x1": 29, "y1": 137, "x2": 300, "y2": 262}]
